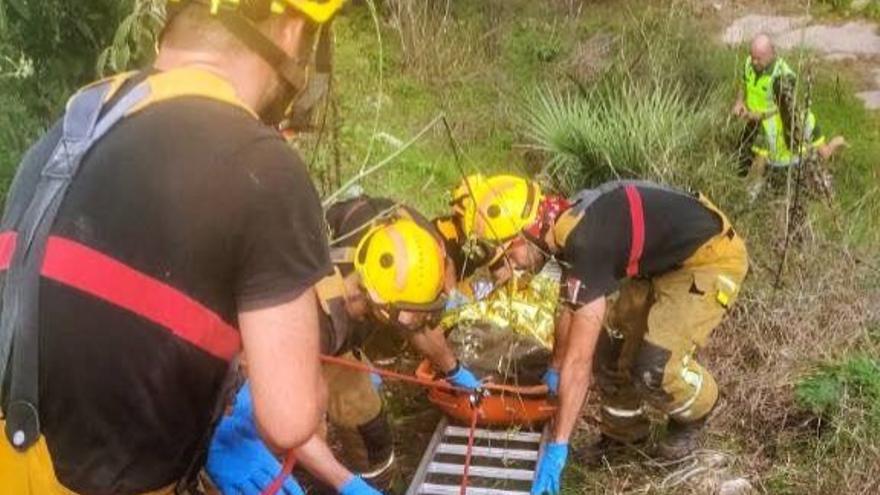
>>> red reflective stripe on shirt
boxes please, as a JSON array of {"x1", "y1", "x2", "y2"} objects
[
  {"x1": 0, "y1": 231, "x2": 16, "y2": 270},
  {"x1": 41, "y1": 236, "x2": 241, "y2": 361},
  {"x1": 623, "y1": 185, "x2": 645, "y2": 277}
]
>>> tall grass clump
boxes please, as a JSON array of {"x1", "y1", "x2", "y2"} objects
[
  {"x1": 523, "y1": 78, "x2": 718, "y2": 189},
  {"x1": 519, "y1": 6, "x2": 730, "y2": 193}
]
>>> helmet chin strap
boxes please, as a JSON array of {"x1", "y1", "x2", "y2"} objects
[{"x1": 215, "y1": 8, "x2": 311, "y2": 122}]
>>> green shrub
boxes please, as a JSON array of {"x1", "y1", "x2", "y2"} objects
[
  {"x1": 795, "y1": 355, "x2": 880, "y2": 437},
  {"x1": 517, "y1": 6, "x2": 738, "y2": 193}
]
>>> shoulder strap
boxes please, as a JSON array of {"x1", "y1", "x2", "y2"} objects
[
  {"x1": 0, "y1": 77, "x2": 150, "y2": 451},
  {"x1": 314, "y1": 268, "x2": 352, "y2": 356}
]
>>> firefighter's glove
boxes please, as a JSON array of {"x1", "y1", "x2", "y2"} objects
[
  {"x1": 446, "y1": 361, "x2": 481, "y2": 390},
  {"x1": 207, "y1": 383, "x2": 304, "y2": 495},
  {"x1": 339, "y1": 475, "x2": 382, "y2": 495},
  {"x1": 370, "y1": 372, "x2": 384, "y2": 391},
  {"x1": 530, "y1": 442, "x2": 568, "y2": 495},
  {"x1": 542, "y1": 368, "x2": 560, "y2": 396}
]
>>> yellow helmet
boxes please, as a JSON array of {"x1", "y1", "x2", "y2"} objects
[
  {"x1": 354, "y1": 219, "x2": 446, "y2": 309},
  {"x1": 174, "y1": 0, "x2": 345, "y2": 24},
  {"x1": 450, "y1": 174, "x2": 485, "y2": 217},
  {"x1": 457, "y1": 174, "x2": 544, "y2": 242}
]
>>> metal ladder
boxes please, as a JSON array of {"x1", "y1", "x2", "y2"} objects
[{"x1": 406, "y1": 416, "x2": 547, "y2": 495}]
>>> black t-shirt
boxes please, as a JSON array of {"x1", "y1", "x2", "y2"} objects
[
  {"x1": 556, "y1": 183, "x2": 721, "y2": 306},
  {"x1": 0, "y1": 92, "x2": 330, "y2": 493}
]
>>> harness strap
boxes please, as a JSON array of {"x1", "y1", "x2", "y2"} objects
[
  {"x1": 216, "y1": 9, "x2": 309, "y2": 93},
  {"x1": 623, "y1": 185, "x2": 645, "y2": 277},
  {"x1": 569, "y1": 181, "x2": 693, "y2": 279},
  {"x1": 0, "y1": 79, "x2": 150, "y2": 451}
]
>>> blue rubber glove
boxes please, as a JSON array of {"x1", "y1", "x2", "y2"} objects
[
  {"x1": 446, "y1": 362, "x2": 481, "y2": 390},
  {"x1": 370, "y1": 372, "x2": 384, "y2": 391},
  {"x1": 207, "y1": 383, "x2": 304, "y2": 495},
  {"x1": 339, "y1": 475, "x2": 382, "y2": 495},
  {"x1": 530, "y1": 442, "x2": 568, "y2": 495},
  {"x1": 542, "y1": 368, "x2": 560, "y2": 396}
]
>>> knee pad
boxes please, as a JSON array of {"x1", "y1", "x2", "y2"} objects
[{"x1": 633, "y1": 342, "x2": 672, "y2": 400}]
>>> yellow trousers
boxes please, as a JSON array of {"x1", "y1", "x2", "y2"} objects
[
  {"x1": 596, "y1": 196, "x2": 749, "y2": 442},
  {"x1": 0, "y1": 426, "x2": 175, "y2": 494},
  {"x1": 322, "y1": 351, "x2": 393, "y2": 482}
]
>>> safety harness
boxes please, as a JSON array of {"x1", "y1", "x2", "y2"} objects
[
  {"x1": 0, "y1": 70, "x2": 262, "y2": 495},
  {"x1": 0, "y1": 76, "x2": 154, "y2": 451},
  {"x1": 561, "y1": 181, "x2": 728, "y2": 279}
]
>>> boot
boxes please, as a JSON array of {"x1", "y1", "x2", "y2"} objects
[
  {"x1": 656, "y1": 417, "x2": 706, "y2": 460},
  {"x1": 579, "y1": 434, "x2": 647, "y2": 466}
]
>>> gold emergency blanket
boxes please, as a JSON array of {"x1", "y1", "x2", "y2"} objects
[{"x1": 443, "y1": 262, "x2": 561, "y2": 384}]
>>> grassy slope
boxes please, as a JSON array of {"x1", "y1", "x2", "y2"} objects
[
  {"x1": 0, "y1": 0, "x2": 876, "y2": 492},
  {"x1": 322, "y1": 1, "x2": 880, "y2": 493}
]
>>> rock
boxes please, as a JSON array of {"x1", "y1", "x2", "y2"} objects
[
  {"x1": 721, "y1": 16, "x2": 880, "y2": 59},
  {"x1": 721, "y1": 15, "x2": 811, "y2": 45},
  {"x1": 722, "y1": 15, "x2": 880, "y2": 110},
  {"x1": 718, "y1": 477, "x2": 754, "y2": 495},
  {"x1": 855, "y1": 90, "x2": 880, "y2": 110},
  {"x1": 773, "y1": 21, "x2": 880, "y2": 59}
]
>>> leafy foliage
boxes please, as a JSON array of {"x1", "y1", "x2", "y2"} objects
[
  {"x1": 0, "y1": 0, "x2": 136, "y2": 113},
  {"x1": 796, "y1": 355, "x2": 880, "y2": 435},
  {"x1": 97, "y1": 0, "x2": 165, "y2": 76}
]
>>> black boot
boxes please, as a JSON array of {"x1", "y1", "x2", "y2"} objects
[{"x1": 656, "y1": 417, "x2": 706, "y2": 460}]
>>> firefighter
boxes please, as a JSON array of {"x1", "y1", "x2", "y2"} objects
[
  {"x1": 459, "y1": 176, "x2": 749, "y2": 495},
  {"x1": 0, "y1": 0, "x2": 345, "y2": 493},
  {"x1": 432, "y1": 174, "x2": 568, "y2": 308},
  {"x1": 209, "y1": 198, "x2": 482, "y2": 494}
]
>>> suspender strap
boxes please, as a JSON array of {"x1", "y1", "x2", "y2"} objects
[
  {"x1": 0, "y1": 78, "x2": 150, "y2": 451},
  {"x1": 570, "y1": 181, "x2": 685, "y2": 279},
  {"x1": 623, "y1": 185, "x2": 645, "y2": 277}
]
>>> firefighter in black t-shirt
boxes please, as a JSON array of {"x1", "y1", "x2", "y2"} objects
[
  {"x1": 0, "y1": 1, "x2": 345, "y2": 493},
  {"x1": 210, "y1": 197, "x2": 482, "y2": 494},
  {"x1": 458, "y1": 175, "x2": 749, "y2": 495}
]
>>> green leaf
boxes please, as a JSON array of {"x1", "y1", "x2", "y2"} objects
[{"x1": 112, "y1": 45, "x2": 131, "y2": 71}]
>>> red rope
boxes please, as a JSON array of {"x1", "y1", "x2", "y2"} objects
[
  {"x1": 262, "y1": 355, "x2": 519, "y2": 495},
  {"x1": 459, "y1": 409, "x2": 480, "y2": 495},
  {"x1": 261, "y1": 450, "x2": 297, "y2": 495},
  {"x1": 319, "y1": 354, "x2": 469, "y2": 394},
  {"x1": 320, "y1": 354, "x2": 549, "y2": 396}
]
